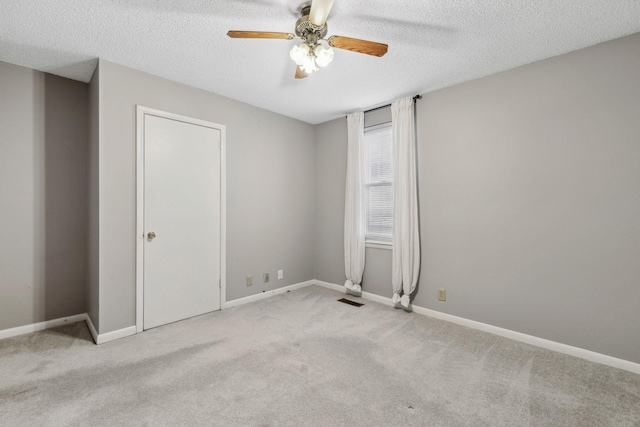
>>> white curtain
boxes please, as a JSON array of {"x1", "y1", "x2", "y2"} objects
[
  {"x1": 344, "y1": 112, "x2": 365, "y2": 294},
  {"x1": 391, "y1": 97, "x2": 420, "y2": 308}
]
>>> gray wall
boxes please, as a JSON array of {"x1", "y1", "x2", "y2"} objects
[
  {"x1": 314, "y1": 33, "x2": 640, "y2": 364},
  {"x1": 87, "y1": 64, "x2": 100, "y2": 331},
  {"x1": 314, "y1": 117, "x2": 347, "y2": 286},
  {"x1": 0, "y1": 61, "x2": 88, "y2": 330},
  {"x1": 96, "y1": 60, "x2": 316, "y2": 334}
]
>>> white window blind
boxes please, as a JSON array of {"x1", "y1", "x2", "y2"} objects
[{"x1": 363, "y1": 122, "x2": 393, "y2": 244}]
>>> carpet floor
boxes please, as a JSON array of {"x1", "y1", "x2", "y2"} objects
[{"x1": 1, "y1": 285, "x2": 639, "y2": 426}]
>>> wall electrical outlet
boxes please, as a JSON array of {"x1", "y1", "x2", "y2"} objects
[
  {"x1": 246, "y1": 275, "x2": 253, "y2": 286},
  {"x1": 278, "y1": 270, "x2": 283, "y2": 280},
  {"x1": 437, "y1": 288, "x2": 446, "y2": 301},
  {"x1": 263, "y1": 273, "x2": 270, "y2": 283}
]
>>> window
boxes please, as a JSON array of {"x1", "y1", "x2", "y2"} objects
[{"x1": 363, "y1": 122, "x2": 393, "y2": 245}]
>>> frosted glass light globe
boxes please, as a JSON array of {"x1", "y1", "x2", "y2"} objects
[
  {"x1": 300, "y1": 54, "x2": 319, "y2": 73},
  {"x1": 314, "y1": 44, "x2": 334, "y2": 67},
  {"x1": 289, "y1": 43, "x2": 310, "y2": 66}
]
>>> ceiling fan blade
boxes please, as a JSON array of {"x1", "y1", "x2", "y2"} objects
[
  {"x1": 295, "y1": 66, "x2": 309, "y2": 79},
  {"x1": 309, "y1": 0, "x2": 335, "y2": 27},
  {"x1": 327, "y1": 36, "x2": 388, "y2": 57},
  {"x1": 227, "y1": 31, "x2": 294, "y2": 40}
]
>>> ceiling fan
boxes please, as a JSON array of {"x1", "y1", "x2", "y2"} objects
[{"x1": 227, "y1": 0, "x2": 388, "y2": 79}]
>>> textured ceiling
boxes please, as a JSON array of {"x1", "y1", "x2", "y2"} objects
[{"x1": 2, "y1": 1, "x2": 640, "y2": 124}]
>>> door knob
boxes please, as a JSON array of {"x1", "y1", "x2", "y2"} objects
[{"x1": 147, "y1": 231, "x2": 156, "y2": 240}]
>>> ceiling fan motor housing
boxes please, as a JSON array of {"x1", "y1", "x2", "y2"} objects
[{"x1": 295, "y1": 6, "x2": 328, "y2": 41}]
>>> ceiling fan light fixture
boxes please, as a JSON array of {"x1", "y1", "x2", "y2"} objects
[{"x1": 230, "y1": 0, "x2": 386, "y2": 79}]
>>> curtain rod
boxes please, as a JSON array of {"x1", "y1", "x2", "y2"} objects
[{"x1": 363, "y1": 95, "x2": 422, "y2": 114}]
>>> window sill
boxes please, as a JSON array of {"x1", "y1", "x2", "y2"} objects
[{"x1": 365, "y1": 241, "x2": 393, "y2": 250}]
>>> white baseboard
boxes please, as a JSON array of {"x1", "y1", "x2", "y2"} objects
[
  {"x1": 94, "y1": 325, "x2": 137, "y2": 345},
  {"x1": 85, "y1": 314, "x2": 99, "y2": 343},
  {"x1": 313, "y1": 280, "x2": 396, "y2": 307},
  {"x1": 0, "y1": 313, "x2": 136, "y2": 346},
  {"x1": 225, "y1": 280, "x2": 316, "y2": 309},
  {"x1": 0, "y1": 314, "x2": 88, "y2": 341},
  {"x1": 410, "y1": 305, "x2": 640, "y2": 375},
  {"x1": 312, "y1": 280, "x2": 640, "y2": 375},
  {"x1": 85, "y1": 314, "x2": 137, "y2": 345},
  {"x1": 313, "y1": 280, "x2": 344, "y2": 293}
]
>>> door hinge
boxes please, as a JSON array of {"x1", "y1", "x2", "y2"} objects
[{"x1": 219, "y1": 278, "x2": 221, "y2": 288}]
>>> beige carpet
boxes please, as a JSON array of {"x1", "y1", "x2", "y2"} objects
[{"x1": 1, "y1": 285, "x2": 639, "y2": 426}]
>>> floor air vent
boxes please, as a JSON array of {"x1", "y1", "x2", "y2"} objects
[{"x1": 338, "y1": 298, "x2": 364, "y2": 307}]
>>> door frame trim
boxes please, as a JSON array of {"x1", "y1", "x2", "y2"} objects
[{"x1": 135, "y1": 106, "x2": 227, "y2": 333}]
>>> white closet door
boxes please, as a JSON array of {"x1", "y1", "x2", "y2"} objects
[{"x1": 143, "y1": 114, "x2": 221, "y2": 330}]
